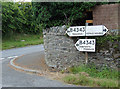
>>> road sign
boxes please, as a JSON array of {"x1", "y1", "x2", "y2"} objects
[
  {"x1": 66, "y1": 26, "x2": 85, "y2": 36},
  {"x1": 66, "y1": 24, "x2": 108, "y2": 63},
  {"x1": 75, "y1": 39, "x2": 96, "y2": 52},
  {"x1": 86, "y1": 25, "x2": 108, "y2": 36},
  {"x1": 66, "y1": 25, "x2": 108, "y2": 36}
]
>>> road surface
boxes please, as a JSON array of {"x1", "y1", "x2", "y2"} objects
[{"x1": 1, "y1": 45, "x2": 77, "y2": 87}]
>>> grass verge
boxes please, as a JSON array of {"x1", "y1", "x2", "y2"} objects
[
  {"x1": 62, "y1": 64, "x2": 119, "y2": 87},
  {"x1": 2, "y1": 34, "x2": 44, "y2": 50},
  {"x1": 69, "y1": 64, "x2": 119, "y2": 79},
  {"x1": 63, "y1": 74, "x2": 118, "y2": 87}
]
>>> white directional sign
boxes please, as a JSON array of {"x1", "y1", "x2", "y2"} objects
[
  {"x1": 66, "y1": 25, "x2": 108, "y2": 36},
  {"x1": 75, "y1": 39, "x2": 96, "y2": 52}
]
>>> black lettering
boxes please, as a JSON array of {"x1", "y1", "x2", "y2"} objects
[{"x1": 70, "y1": 28, "x2": 73, "y2": 32}]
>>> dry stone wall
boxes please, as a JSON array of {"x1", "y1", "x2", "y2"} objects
[{"x1": 43, "y1": 25, "x2": 84, "y2": 70}]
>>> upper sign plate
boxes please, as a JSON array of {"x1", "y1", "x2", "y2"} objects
[{"x1": 66, "y1": 25, "x2": 108, "y2": 36}]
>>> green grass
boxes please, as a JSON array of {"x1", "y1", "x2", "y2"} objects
[
  {"x1": 69, "y1": 64, "x2": 119, "y2": 79},
  {"x1": 63, "y1": 64, "x2": 119, "y2": 87},
  {"x1": 2, "y1": 34, "x2": 44, "y2": 50},
  {"x1": 63, "y1": 74, "x2": 118, "y2": 87}
]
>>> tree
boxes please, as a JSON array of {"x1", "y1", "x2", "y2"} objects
[
  {"x1": 32, "y1": 2, "x2": 98, "y2": 28},
  {"x1": 2, "y1": 2, "x2": 39, "y2": 36}
]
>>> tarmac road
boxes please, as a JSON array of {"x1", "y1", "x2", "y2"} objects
[{"x1": 1, "y1": 45, "x2": 77, "y2": 87}]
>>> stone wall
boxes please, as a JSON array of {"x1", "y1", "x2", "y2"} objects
[
  {"x1": 88, "y1": 42, "x2": 119, "y2": 70},
  {"x1": 43, "y1": 26, "x2": 119, "y2": 71},
  {"x1": 43, "y1": 25, "x2": 84, "y2": 70},
  {"x1": 93, "y1": 4, "x2": 120, "y2": 35}
]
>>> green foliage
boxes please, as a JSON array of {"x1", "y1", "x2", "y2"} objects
[
  {"x1": 69, "y1": 64, "x2": 119, "y2": 80},
  {"x1": 2, "y1": 2, "x2": 43, "y2": 37},
  {"x1": 95, "y1": 35, "x2": 119, "y2": 44},
  {"x1": 96, "y1": 35, "x2": 120, "y2": 51},
  {"x1": 32, "y1": 2, "x2": 98, "y2": 28}
]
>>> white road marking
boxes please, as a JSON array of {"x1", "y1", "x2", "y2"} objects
[
  {"x1": 8, "y1": 57, "x2": 14, "y2": 59},
  {"x1": 2, "y1": 55, "x2": 19, "y2": 62},
  {"x1": 0, "y1": 56, "x2": 18, "y2": 61},
  {"x1": 12, "y1": 56, "x2": 18, "y2": 58},
  {"x1": 1, "y1": 58, "x2": 5, "y2": 60},
  {"x1": 0, "y1": 58, "x2": 5, "y2": 61},
  {"x1": 8, "y1": 56, "x2": 18, "y2": 59}
]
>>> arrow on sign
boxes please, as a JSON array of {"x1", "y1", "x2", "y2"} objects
[{"x1": 66, "y1": 25, "x2": 108, "y2": 36}]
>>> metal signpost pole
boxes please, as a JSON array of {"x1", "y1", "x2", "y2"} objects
[{"x1": 85, "y1": 22, "x2": 89, "y2": 64}]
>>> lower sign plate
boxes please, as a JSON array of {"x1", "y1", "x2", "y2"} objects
[{"x1": 75, "y1": 39, "x2": 96, "y2": 52}]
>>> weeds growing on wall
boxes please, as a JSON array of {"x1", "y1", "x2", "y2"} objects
[{"x1": 95, "y1": 35, "x2": 120, "y2": 52}]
